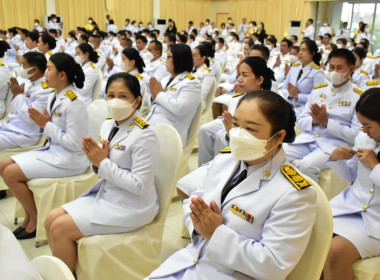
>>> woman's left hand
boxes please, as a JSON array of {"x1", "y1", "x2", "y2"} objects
[
  {"x1": 149, "y1": 77, "x2": 164, "y2": 101},
  {"x1": 190, "y1": 197, "x2": 223, "y2": 240},
  {"x1": 82, "y1": 137, "x2": 109, "y2": 168},
  {"x1": 356, "y1": 148, "x2": 379, "y2": 170},
  {"x1": 288, "y1": 83, "x2": 299, "y2": 98},
  {"x1": 222, "y1": 111, "x2": 234, "y2": 138},
  {"x1": 28, "y1": 108, "x2": 50, "y2": 128}
]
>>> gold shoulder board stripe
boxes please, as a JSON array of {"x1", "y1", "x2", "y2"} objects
[
  {"x1": 64, "y1": 90, "x2": 77, "y2": 101},
  {"x1": 313, "y1": 83, "x2": 328, "y2": 90},
  {"x1": 186, "y1": 73, "x2": 195, "y2": 80},
  {"x1": 90, "y1": 63, "x2": 96, "y2": 68},
  {"x1": 280, "y1": 164, "x2": 312, "y2": 191},
  {"x1": 232, "y1": 92, "x2": 245, "y2": 98},
  {"x1": 49, "y1": 88, "x2": 56, "y2": 92},
  {"x1": 0, "y1": 61, "x2": 4, "y2": 66},
  {"x1": 219, "y1": 147, "x2": 231, "y2": 153},
  {"x1": 135, "y1": 73, "x2": 143, "y2": 79},
  {"x1": 204, "y1": 67, "x2": 211, "y2": 72},
  {"x1": 360, "y1": 69, "x2": 368, "y2": 75},
  {"x1": 311, "y1": 64, "x2": 320, "y2": 70},
  {"x1": 291, "y1": 62, "x2": 301, "y2": 67},
  {"x1": 41, "y1": 81, "x2": 48, "y2": 89},
  {"x1": 134, "y1": 117, "x2": 150, "y2": 129},
  {"x1": 353, "y1": 88, "x2": 364, "y2": 95},
  {"x1": 366, "y1": 80, "x2": 380, "y2": 86},
  {"x1": 106, "y1": 115, "x2": 112, "y2": 119}
]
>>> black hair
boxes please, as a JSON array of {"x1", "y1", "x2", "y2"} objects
[
  {"x1": 136, "y1": 35, "x2": 147, "y2": 44},
  {"x1": 308, "y1": 18, "x2": 314, "y2": 24},
  {"x1": 266, "y1": 37, "x2": 276, "y2": 46},
  {"x1": 80, "y1": 34, "x2": 89, "y2": 43},
  {"x1": 201, "y1": 41, "x2": 215, "y2": 59},
  {"x1": 290, "y1": 45, "x2": 300, "y2": 53},
  {"x1": 26, "y1": 31, "x2": 39, "y2": 42},
  {"x1": 109, "y1": 19, "x2": 114, "y2": 25},
  {"x1": 49, "y1": 53, "x2": 85, "y2": 89},
  {"x1": 7, "y1": 27, "x2": 17, "y2": 36},
  {"x1": 231, "y1": 32, "x2": 239, "y2": 41},
  {"x1": 23, "y1": 52, "x2": 47, "y2": 73},
  {"x1": 324, "y1": 33, "x2": 332, "y2": 39},
  {"x1": 194, "y1": 45, "x2": 210, "y2": 67},
  {"x1": 105, "y1": 72, "x2": 142, "y2": 110},
  {"x1": 352, "y1": 47, "x2": 366, "y2": 60},
  {"x1": 359, "y1": 23, "x2": 366, "y2": 33},
  {"x1": 192, "y1": 29, "x2": 198, "y2": 36},
  {"x1": 165, "y1": 33, "x2": 176, "y2": 44},
  {"x1": 77, "y1": 43, "x2": 99, "y2": 63},
  {"x1": 251, "y1": 44, "x2": 270, "y2": 61},
  {"x1": 281, "y1": 38, "x2": 293, "y2": 48},
  {"x1": 328, "y1": 49, "x2": 356, "y2": 66},
  {"x1": 291, "y1": 35, "x2": 298, "y2": 41},
  {"x1": 67, "y1": 30, "x2": 76, "y2": 40},
  {"x1": 356, "y1": 88, "x2": 380, "y2": 122},
  {"x1": 0, "y1": 41, "x2": 10, "y2": 57},
  {"x1": 360, "y1": 38, "x2": 370, "y2": 46},
  {"x1": 237, "y1": 90, "x2": 296, "y2": 142},
  {"x1": 117, "y1": 30, "x2": 126, "y2": 37},
  {"x1": 217, "y1": 37, "x2": 225, "y2": 44},
  {"x1": 149, "y1": 40, "x2": 162, "y2": 55},
  {"x1": 48, "y1": 29, "x2": 57, "y2": 36},
  {"x1": 240, "y1": 56, "x2": 274, "y2": 90},
  {"x1": 20, "y1": 28, "x2": 28, "y2": 35},
  {"x1": 300, "y1": 40, "x2": 321, "y2": 66},
  {"x1": 169, "y1": 44, "x2": 193, "y2": 74},
  {"x1": 121, "y1": 48, "x2": 145, "y2": 73},
  {"x1": 336, "y1": 38, "x2": 347, "y2": 45},
  {"x1": 41, "y1": 33, "x2": 56, "y2": 50}
]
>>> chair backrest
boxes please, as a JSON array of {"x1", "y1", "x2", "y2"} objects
[
  {"x1": 140, "y1": 83, "x2": 147, "y2": 110},
  {"x1": 214, "y1": 62, "x2": 222, "y2": 84},
  {"x1": 87, "y1": 99, "x2": 109, "y2": 140},
  {"x1": 92, "y1": 69, "x2": 103, "y2": 101},
  {"x1": 31, "y1": 255, "x2": 75, "y2": 280},
  {"x1": 286, "y1": 176, "x2": 333, "y2": 280},
  {"x1": 152, "y1": 124, "x2": 183, "y2": 223},
  {"x1": 203, "y1": 77, "x2": 217, "y2": 115},
  {"x1": 183, "y1": 101, "x2": 203, "y2": 159}
]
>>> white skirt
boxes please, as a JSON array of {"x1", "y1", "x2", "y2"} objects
[
  {"x1": 12, "y1": 150, "x2": 87, "y2": 179},
  {"x1": 334, "y1": 213, "x2": 380, "y2": 259},
  {"x1": 62, "y1": 192, "x2": 134, "y2": 236}
]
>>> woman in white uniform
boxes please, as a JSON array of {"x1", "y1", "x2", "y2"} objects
[
  {"x1": 147, "y1": 90, "x2": 317, "y2": 280},
  {"x1": 0, "y1": 41, "x2": 11, "y2": 119},
  {"x1": 44, "y1": 72, "x2": 159, "y2": 273},
  {"x1": 62, "y1": 30, "x2": 78, "y2": 58},
  {"x1": 351, "y1": 47, "x2": 370, "y2": 89},
  {"x1": 75, "y1": 43, "x2": 100, "y2": 106},
  {"x1": 0, "y1": 53, "x2": 89, "y2": 240},
  {"x1": 323, "y1": 88, "x2": 380, "y2": 280}
]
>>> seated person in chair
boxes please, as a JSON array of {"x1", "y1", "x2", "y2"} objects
[
  {"x1": 147, "y1": 90, "x2": 317, "y2": 280},
  {"x1": 45, "y1": 73, "x2": 160, "y2": 273}
]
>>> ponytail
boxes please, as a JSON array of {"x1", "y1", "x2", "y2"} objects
[{"x1": 50, "y1": 53, "x2": 85, "y2": 89}]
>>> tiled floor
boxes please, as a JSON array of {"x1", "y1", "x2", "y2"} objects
[{"x1": 0, "y1": 150, "x2": 199, "y2": 264}]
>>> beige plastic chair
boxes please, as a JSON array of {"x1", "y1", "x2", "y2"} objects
[
  {"x1": 0, "y1": 136, "x2": 47, "y2": 191},
  {"x1": 319, "y1": 168, "x2": 351, "y2": 200},
  {"x1": 31, "y1": 255, "x2": 76, "y2": 280},
  {"x1": 92, "y1": 69, "x2": 103, "y2": 101},
  {"x1": 177, "y1": 101, "x2": 203, "y2": 180},
  {"x1": 286, "y1": 175, "x2": 333, "y2": 280},
  {"x1": 75, "y1": 124, "x2": 183, "y2": 280},
  {"x1": 14, "y1": 101, "x2": 108, "y2": 246},
  {"x1": 87, "y1": 99, "x2": 108, "y2": 141},
  {"x1": 353, "y1": 257, "x2": 380, "y2": 280},
  {"x1": 201, "y1": 78, "x2": 217, "y2": 121}
]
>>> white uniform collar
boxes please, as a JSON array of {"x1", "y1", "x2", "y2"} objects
[{"x1": 301, "y1": 61, "x2": 313, "y2": 71}]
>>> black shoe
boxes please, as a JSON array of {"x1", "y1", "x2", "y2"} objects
[
  {"x1": 16, "y1": 229, "x2": 36, "y2": 240},
  {"x1": 0, "y1": 190, "x2": 6, "y2": 199},
  {"x1": 12, "y1": 226, "x2": 25, "y2": 236}
]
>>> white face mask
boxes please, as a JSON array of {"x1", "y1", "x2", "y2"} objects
[
  {"x1": 323, "y1": 23, "x2": 328, "y2": 27},
  {"x1": 162, "y1": 43, "x2": 168, "y2": 52},
  {"x1": 148, "y1": 24, "x2": 152, "y2": 29},
  {"x1": 264, "y1": 44, "x2": 272, "y2": 51},
  {"x1": 228, "y1": 20, "x2": 232, "y2": 24},
  {"x1": 215, "y1": 44, "x2": 220, "y2": 51},
  {"x1": 19, "y1": 66, "x2": 35, "y2": 79},
  {"x1": 258, "y1": 24, "x2": 262, "y2": 29},
  {"x1": 347, "y1": 42, "x2": 352, "y2": 48},
  {"x1": 16, "y1": 34, "x2": 21, "y2": 40},
  {"x1": 53, "y1": 19, "x2": 57, "y2": 23},
  {"x1": 145, "y1": 51, "x2": 154, "y2": 61},
  {"x1": 288, "y1": 54, "x2": 298, "y2": 64},
  {"x1": 337, "y1": 43, "x2": 343, "y2": 49},
  {"x1": 329, "y1": 70, "x2": 349, "y2": 85},
  {"x1": 249, "y1": 24, "x2": 253, "y2": 28},
  {"x1": 365, "y1": 28, "x2": 370, "y2": 33},
  {"x1": 89, "y1": 20, "x2": 92, "y2": 23},
  {"x1": 106, "y1": 98, "x2": 136, "y2": 121},
  {"x1": 316, "y1": 40, "x2": 321, "y2": 46},
  {"x1": 121, "y1": 61, "x2": 132, "y2": 72},
  {"x1": 212, "y1": 34, "x2": 216, "y2": 39},
  {"x1": 230, "y1": 127, "x2": 278, "y2": 161},
  {"x1": 324, "y1": 50, "x2": 331, "y2": 58},
  {"x1": 75, "y1": 55, "x2": 84, "y2": 65},
  {"x1": 34, "y1": 22, "x2": 39, "y2": 26}
]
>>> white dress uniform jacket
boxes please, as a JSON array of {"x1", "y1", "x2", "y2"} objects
[
  {"x1": 145, "y1": 57, "x2": 169, "y2": 81},
  {"x1": 0, "y1": 77, "x2": 51, "y2": 147},
  {"x1": 148, "y1": 149, "x2": 317, "y2": 280},
  {"x1": 0, "y1": 60, "x2": 11, "y2": 118},
  {"x1": 37, "y1": 85, "x2": 89, "y2": 169},
  {"x1": 303, "y1": 25, "x2": 315, "y2": 39},
  {"x1": 77, "y1": 62, "x2": 99, "y2": 106},
  {"x1": 294, "y1": 81, "x2": 362, "y2": 154},
  {"x1": 328, "y1": 132, "x2": 380, "y2": 239},
  {"x1": 193, "y1": 63, "x2": 216, "y2": 111},
  {"x1": 64, "y1": 40, "x2": 78, "y2": 58},
  {"x1": 352, "y1": 66, "x2": 370, "y2": 90},
  {"x1": 79, "y1": 113, "x2": 159, "y2": 228},
  {"x1": 146, "y1": 72, "x2": 201, "y2": 146}
]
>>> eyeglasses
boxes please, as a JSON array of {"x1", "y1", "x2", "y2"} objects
[{"x1": 167, "y1": 55, "x2": 173, "y2": 59}]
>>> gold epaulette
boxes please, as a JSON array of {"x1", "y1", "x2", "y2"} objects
[
  {"x1": 313, "y1": 83, "x2": 328, "y2": 90},
  {"x1": 0, "y1": 61, "x2": 4, "y2": 66},
  {"x1": 106, "y1": 115, "x2": 112, "y2": 119},
  {"x1": 219, "y1": 147, "x2": 231, "y2": 153},
  {"x1": 311, "y1": 64, "x2": 320, "y2": 70},
  {"x1": 210, "y1": 59, "x2": 215, "y2": 63},
  {"x1": 366, "y1": 80, "x2": 380, "y2": 86},
  {"x1": 50, "y1": 88, "x2": 56, "y2": 92},
  {"x1": 134, "y1": 117, "x2": 150, "y2": 129},
  {"x1": 160, "y1": 58, "x2": 166, "y2": 62},
  {"x1": 204, "y1": 67, "x2": 211, "y2": 72},
  {"x1": 135, "y1": 73, "x2": 143, "y2": 79},
  {"x1": 366, "y1": 54, "x2": 380, "y2": 59},
  {"x1": 64, "y1": 90, "x2": 77, "y2": 101},
  {"x1": 281, "y1": 164, "x2": 312, "y2": 191},
  {"x1": 360, "y1": 69, "x2": 368, "y2": 75},
  {"x1": 186, "y1": 73, "x2": 195, "y2": 80},
  {"x1": 41, "y1": 81, "x2": 48, "y2": 89},
  {"x1": 96, "y1": 50, "x2": 102, "y2": 54},
  {"x1": 232, "y1": 92, "x2": 245, "y2": 98},
  {"x1": 291, "y1": 62, "x2": 301, "y2": 67},
  {"x1": 48, "y1": 51, "x2": 53, "y2": 56},
  {"x1": 353, "y1": 88, "x2": 364, "y2": 95},
  {"x1": 90, "y1": 63, "x2": 96, "y2": 68}
]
